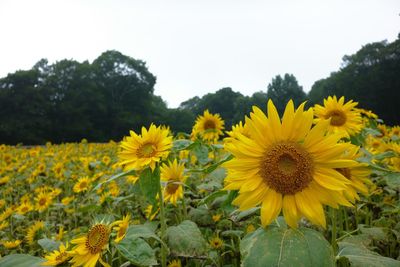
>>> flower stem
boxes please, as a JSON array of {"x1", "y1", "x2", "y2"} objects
[{"x1": 158, "y1": 184, "x2": 167, "y2": 267}]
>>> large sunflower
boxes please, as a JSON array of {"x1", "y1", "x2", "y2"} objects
[
  {"x1": 223, "y1": 100, "x2": 358, "y2": 228},
  {"x1": 161, "y1": 159, "x2": 187, "y2": 206},
  {"x1": 192, "y1": 110, "x2": 225, "y2": 142},
  {"x1": 314, "y1": 96, "x2": 362, "y2": 137},
  {"x1": 119, "y1": 124, "x2": 173, "y2": 171},
  {"x1": 68, "y1": 223, "x2": 111, "y2": 267}
]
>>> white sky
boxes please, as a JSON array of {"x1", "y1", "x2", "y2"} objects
[{"x1": 0, "y1": 0, "x2": 399, "y2": 108}]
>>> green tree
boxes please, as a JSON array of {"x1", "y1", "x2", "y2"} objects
[{"x1": 267, "y1": 74, "x2": 306, "y2": 115}]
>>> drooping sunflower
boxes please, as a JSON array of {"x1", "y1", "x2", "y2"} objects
[
  {"x1": 160, "y1": 159, "x2": 187, "y2": 206},
  {"x1": 68, "y1": 223, "x2": 111, "y2": 267},
  {"x1": 73, "y1": 177, "x2": 91, "y2": 193},
  {"x1": 26, "y1": 221, "x2": 45, "y2": 245},
  {"x1": 112, "y1": 214, "x2": 130, "y2": 243},
  {"x1": 119, "y1": 124, "x2": 173, "y2": 171},
  {"x1": 1, "y1": 239, "x2": 22, "y2": 249},
  {"x1": 192, "y1": 110, "x2": 225, "y2": 142},
  {"x1": 42, "y1": 242, "x2": 71, "y2": 266},
  {"x1": 314, "y1": 96, "x2": 362, "y2": 137},
  {"x1": 223, "y1": 100, "x2": 358, "y2": 228}
]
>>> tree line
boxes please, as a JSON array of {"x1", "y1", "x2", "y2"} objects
[{"x1": 0, "y1": 35, "x2": 399, "y2": 145}]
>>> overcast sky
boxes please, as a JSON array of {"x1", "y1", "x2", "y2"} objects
[{"x1": 0, "y1": 0, "x2": 399, "y2": 108}]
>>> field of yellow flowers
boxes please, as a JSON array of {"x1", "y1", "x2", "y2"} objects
[{"x1": 0, "y1": 97, "x2": 399, "y2": 267}]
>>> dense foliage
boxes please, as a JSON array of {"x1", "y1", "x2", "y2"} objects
[{"x1": 0, "y1": 36, "x2": 399, "y2": 145}]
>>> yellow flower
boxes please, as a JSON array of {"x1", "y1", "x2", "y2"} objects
[
  {"x1": 16, "y1": 201, "x2": 34, "y2": 215},
  {"x1": 102, "y1": 156, "x2": 111, "y2": 166},
  {"x1": 62, "y1": 196, "x2": 75, "y2": 205},
  {"x1": 0, "y1": 176, "x2": 10, "y2": 185},
  {"x1": 125, "y1": 175, "x2": 139, "y2": 184},
  {"x1": 145, "y1": 205, "x2": 159, "y2": 221},
  {"x1": 225, "y1": 120, "x2": 251, "y2": 142},
  {"x1": 212, "y1": 214, "x2": 222, "y2": 222},
  {"x1": 314, "y1": 96, "x2": 362, "y2": 138},
  {"x1": 168, "y1": 259, "x2": 182, "y2": 267},
  {"x1": 69, "y1": 223, "x2": 111, "y2": 267},
  {"x1": 246, "y1": 224, "x2": 256, "y2": 233},
  {"x1": 56, "y1": 226, "x2": 66, "y2": 241},
  {"x1": 119, "y1": 124, "x2": 173, "y2": 171},
  {"x1": 209, "y1": 236, "x2": 224, "y2": 249},
  {"x1": 224, "y1": 100, "x2": 357, "y2": 229},
  {"x1": 192, "y1": 110, "x2": 225, "y2": 142},
  {"x1": 73, "y1": 177, "x2": 91, "y2": 193},
  {"x1": 0, "y1": 221, "x2": 9, "y2": 230},
  {"x1": 1, "y1": 239, "x2": 22, "y2": 249},
  {"x1": 112, "y1": 214, "x2": 130, "y2": 243},
  {"x1": 161, "y1": 159, "x2": 187, "y2": 206},
  {"x1": 35, "y1": 192, "x2": 53, "y2": 212},
  {"x1": 390, "y1": 126, "x2": 400, "y2": 137},
  {"x1": 42, "y1": 242, "x2": 71, "y2": 266},
  {"x1": 26, "y1": 221, "x2": 45, "y2": 245}
]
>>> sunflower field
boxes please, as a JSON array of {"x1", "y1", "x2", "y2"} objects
[{"x1": 0, "y1": 97, "x2": 400, "y2": 267}]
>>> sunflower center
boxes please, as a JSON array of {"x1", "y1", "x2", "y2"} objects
[
  {"x1": 326, "y1": 110, "x2": 347, "y2": 126},
  {"x1": 137, "y1": 143, "x2": 156, "y2": 158},
  {"x1": 204, "y1": 120, "x2": 216, "y2": 130},
  {"x1": 166, "y1": 181, "x2": 179, "y2": 194},
  {"x1": 260, "y1": 142, "x2": 314, "y2": 195},
  {"x1": 336, "y1": 168, "x2": 351, "y2": 179},
  {"x1": 39, "y1": 198, "x2": 47, "y2": 206},
  {"x1": 79, "y1": 181, "x2": 87, "y2": 189},
  {"x1": 85, "y1": 224, "x2": 109, "y2": 254}
]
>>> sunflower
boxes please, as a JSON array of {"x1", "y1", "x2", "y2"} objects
[
  {"x1": 209, "y1": 236, "x2": 224, "y2": 249},
  {"x1": 16, "y1": 201, "x2": 33, "y2": 215},
  {"x1": 35, "y1": 192, "x2": 53, "y2": 212},
  {"x1": 73, "y1": 177, "x2": 91, "y2": 193},
  {"x1": 225, "y1": 120, "x2": 250, "y2": 142},
  {"x1": 112, "y1": 214, "x2": 130, "y2": 243},
  {"x1": 42, "y1": 242, "x2": 71, "y2": 266},
  {"x1": 119, "y1": 124, "x2": 173, "y2": 171},
  {"x1": 314, "y1": 96, "x2": 362, "y2": 138},
  {"x1": 223, "y1": 100, "x2": 358, "y2": 228},
  {"x1": 0, "y1": 221, "x2": 9, "y2": 230},
  {"x1": 160, "y1": 159, "x2": 187, "y2": 206},
  {"x1": 26, "y1": 221, "x2": 45, "y2": 245},
  {"x1": 168, "y1": 259, "x2": 182, "y2": 267},
  {"x1": 192, "y1": 110, "x2": 225, "y2": 142},
  {"x1": 1, "y1": 239, "x2": 22, "y2": 249},
  {"x1": 335, "y1": 146, "x2": 371, "y2": 202},
  {"x1": 69, "y1": 223, "x2": 111, "y2": 267},
  {"x1": 390, "y1": 126, "x2": 400, "y2": 137}
]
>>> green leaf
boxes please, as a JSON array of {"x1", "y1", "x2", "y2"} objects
[
  {"x1": 38, "y1": 238, "x2": 61, "y2": 252},
  {"x1": 173, "y1": 139, "x2": 193, "y2": 151},
  {"x1": 192, "y1": 142, "x2": 209, "y2": 165},
  {"x1": 204, "y1": 154, "x2": 233, "y2": 174},
  {"x1": 188, "y1": 206, "x2": 213, "y2": 226},
  {"x1": 0, "y1": 254, "x2": 45, "y2": 267},
  {"x1": 93, "y1": 169, "x2": 136, "y2": 191},
  {"x1": 241, "y1": 226, "x2": 335, "y2": 267},
  {"x1": 166, "y1": 220, "x2": 208, "y2": 257},
  {"x1": 116, "y1": 237, "x2": 157, "y2": 266},
  {"x1": 383, "y1": 172, "x2": 400, "y2": 188},
  {"x1": 197, "y1": 190, "x2": 227, "y2": 206},
  {"x1": 337, "y1": 242, "x2": 400, "y2": 267},
  {"x1": 125, "y1": 224, "x2": 164, "y2": 245},
  {"x1": 139, "y1": 167, "x2": 160, "y2": 205}
]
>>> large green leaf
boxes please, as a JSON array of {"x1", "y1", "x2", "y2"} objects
[
  {"x1": 116, "y1": 236, "x2": 157, "y2": 266},
  {"x1": 241, "y1": 226, "x2": 335, "y2": 267},
  {"x1": 38, "y1": 238, "x2": 61, "y2": 252},
  {"x1": 166, "y1": 220, "x2": 208, "y2": 257},
  {"x1": 383, "y1": 172, "x2": 400, "y2": 188},
  {"x1": 125, "y1": 224, "x2": 164, "y2": 245},
  {"x1": 337, "y1": 242, "x2": 400, "y2": 267},
  {"x1": 0, "y1": 254, "x2": 45, "y2": 267},
  {"x1": 139, "y1": 167, "x2": 160, "y2": 205}
]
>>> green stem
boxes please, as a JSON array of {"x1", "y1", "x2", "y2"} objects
[
  {"x1": 181, "y1": 191, "x2": 188, "y2": 219},
  {"x1": 158, "y1": 184, "x2": 167, "y2": 267},
  {"x1": 330, "y1": 208, "x2": 338, "y2": 253}
]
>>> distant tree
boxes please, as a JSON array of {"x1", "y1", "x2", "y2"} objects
[
  {"x1": 308, "y1": 35, "x2": 400, "y2": 125},
  {"x1": 267, "y1": 74, "x2": 306, "y2": 114}
]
